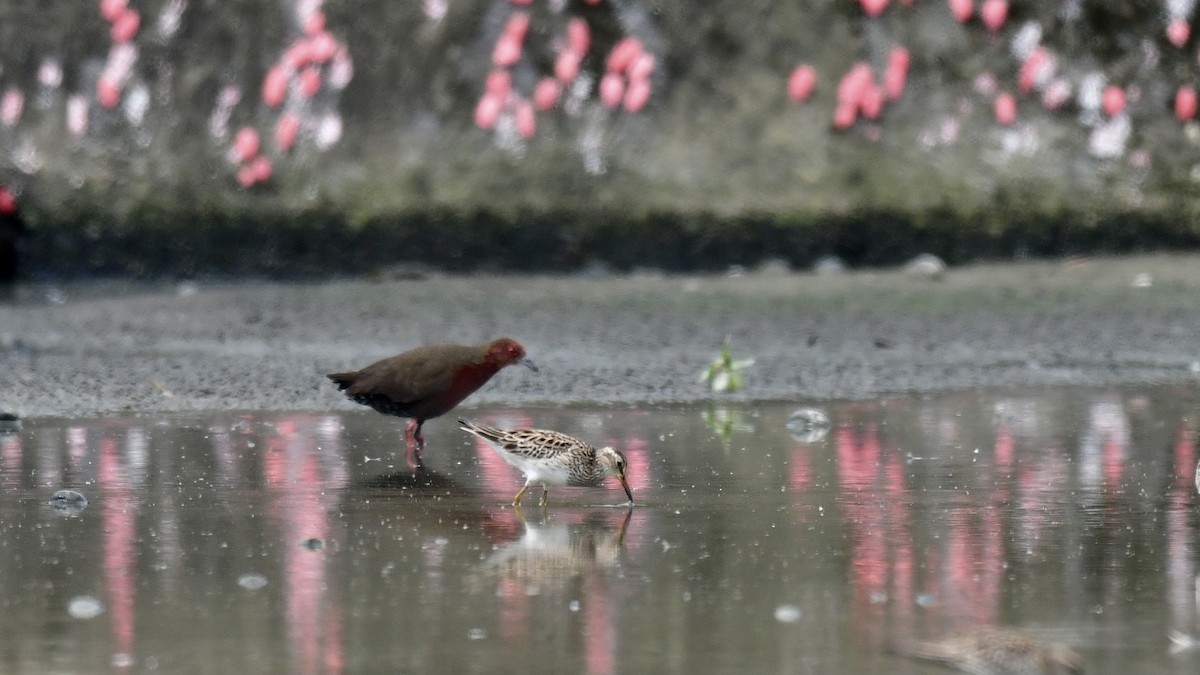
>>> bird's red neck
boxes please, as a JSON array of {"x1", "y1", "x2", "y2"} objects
[{"x1": 441, "y1": 360, "x2": 503, "y2": 407}]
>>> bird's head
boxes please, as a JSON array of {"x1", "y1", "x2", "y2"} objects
[
  {"x1": 597, "y1": 446, "x2": 633, "y2": 504},
  {"x1": 487, "y1": 338, "x2": 538, "y2": 372}
]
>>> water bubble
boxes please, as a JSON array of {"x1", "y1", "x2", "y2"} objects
[
  {"x1": 904, "y1": 253, "x2": 947, "y2": 280},
  {"x1": 773, "y1": 605, "x2": 802, "y2": 623},
  {"x1": 813, "y1": 255, "x2": 846, "y2": 275},
  {"x1": 568, "y1": 600, "x2": 580, "y2": 612},
  {"x1": 237, "y1": 573, "x2": 268, "y2": 590},
  {"x1": 786, "y1": 408, "x2": 831, "y2": 442},
  {"x1": 48, "y1": 489, "x2": 88, "y2": 513},
  {"x1": 112, "y1": 653, "x2": 134, "y2": 668},
  {"x1": 45, "y1": 287, "x2": 65, "y2": 304},
  {"x1": 68, "y1": 595, "x2": 104, "y2": 619},
  {"x1": 467, "y1": 628, "x2": 487, "y2": 640}
]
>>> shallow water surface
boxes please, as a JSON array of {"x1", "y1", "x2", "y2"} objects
[{"x1": 2, "y1": 387, "x2": 1199, "y2": 674}]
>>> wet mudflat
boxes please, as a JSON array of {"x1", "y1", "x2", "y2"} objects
[
  {"x1": 2, "y1": 387, "x2": 1199, "y2": 674},
  {"x1": 7, "y1": 254, "x2": 1200, "y2": 418}
]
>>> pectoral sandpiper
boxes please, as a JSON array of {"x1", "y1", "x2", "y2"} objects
[{"x1": 458, "y1": 418, "x2": 634, "y2": 507}]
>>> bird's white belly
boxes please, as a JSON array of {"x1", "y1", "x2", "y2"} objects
[{"x1": 506, "y1": 454, "x2": 570, "y2": 486}]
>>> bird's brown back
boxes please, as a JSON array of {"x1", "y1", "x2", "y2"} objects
[
  {"x1": 460, "y1": 421, "x2": 593, "y2": 459},
  {"x1": 328, "y1": 343, "x2": 499, "y2": 420}
]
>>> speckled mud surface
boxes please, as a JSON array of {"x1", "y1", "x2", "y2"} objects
[{"x1": 2, "y1": 254, "x2": 1199, "y2": 418}]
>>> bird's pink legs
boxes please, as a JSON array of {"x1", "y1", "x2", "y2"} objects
[{"x1": 404, "y1": 419, "x2": 426, "y2": 471}]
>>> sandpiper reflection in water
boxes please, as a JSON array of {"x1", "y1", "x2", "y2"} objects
[
  {"x1": 897, "y1": 627, "x2": 1085, "y2": 675},
  {"x1": 474, "y1": 507, "x2": 632, "y2": 591}
]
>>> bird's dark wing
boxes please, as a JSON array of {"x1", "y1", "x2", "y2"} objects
[{"x1": 333, "y1": 344, "x2": 480, "y2": 404}]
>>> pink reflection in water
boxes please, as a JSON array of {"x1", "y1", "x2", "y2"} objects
[
  {"x1": 286, "y1": 453, "x2": 331, "y2": 674},
  {"x1": 584, "y1": 573, "x2": 616, "y2": 675},
  {"x1": 1013, "y1": 446, "x2": 1068, "y2": 551},
  {"x1": 1079, "y1": 396, "x2": 1129, "y2": 491},
  {"x1": 1167, "y1": 421, "x2": 1197, "y2": 634},
  {"x1": 618, "y1": 436, "x2": 652, "y2": 494},
  {"x1": 496, "y1": 577, "x2": 531, "y2": 642},
  {"x1": 1166, "y1": 480, "x2": 1196, "y2": 634},
  {"x1": 837, "y1": 424, "x2": 882, "y2": 490},
  {"x1": 99, "y1": 435, "x2": 136, "y2": 669},
  {"x1": 936, "y1": 501, "x2": 1003, "y2": 626},
  {"x1": 263, "y1": 414, "x2": 349, "y2": 675},
  {"x1": 1173, "y1": 421, "x2": 1195, "y2": 485},
  {"x1": 838, "y1": 424, "x2": 912, "y2": 649},
  {"x1": 470, "y1": 412, "x2": 536, "y2": 499},
  {"x1": 994, "y1": 424, "x2": 1015, "y2": 476},
  {"x1": 788, "y1": 442, "x2": 813, "y2": 491},
  {"x1": 474, "y1": 433, "x2": 521, "y2": 497},
  {"x1": 0, "y1": 432, "x2": 21, "y2": 484},
  {"x1": 787, "y1": 441, "x2": 813, "y2": 526},
  {"x1": 481, "y1": 506, "x2": 525, "y2": 545},
  {"x1": 834, "y1": 409, "x2": 1049, "y2": 646},
  {"x1": 884, "y1": 451, "x2": 916, "y2": 631}
]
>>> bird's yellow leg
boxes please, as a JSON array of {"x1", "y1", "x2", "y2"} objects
[
  {"x1": 513, "y1": 484, "x2": 530, "y2": 507},
  {"x1": 538, "y1": 487, "x2": 549, "y2": 508}
]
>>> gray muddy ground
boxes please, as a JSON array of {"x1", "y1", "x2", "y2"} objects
[{"x1": 2, "y1": 254, "x2": 1199, "y2": 418}]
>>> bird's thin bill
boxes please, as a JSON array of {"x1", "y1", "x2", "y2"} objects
[
  {"x1": 619, "y1": 476, "x2": 634, "y2": 505},
  {"x1": 520, "y1": 357, "x2": 539, "y2": 372}
]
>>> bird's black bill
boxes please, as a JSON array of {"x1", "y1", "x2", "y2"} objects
[
  {"x1": 619, "y1": 476, "x2": 634, "y2": 504},
  {"x1": 521, "y1": 357, "x2": 539, "y2": 372}
]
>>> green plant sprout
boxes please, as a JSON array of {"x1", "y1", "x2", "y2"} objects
[{"x1": 700, "y1": 338, "x2": 755, "y2": 393}]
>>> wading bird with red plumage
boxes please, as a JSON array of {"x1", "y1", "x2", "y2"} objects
[{"x1": 328, "y1": 338, "x2": 537, "y2": 470}]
